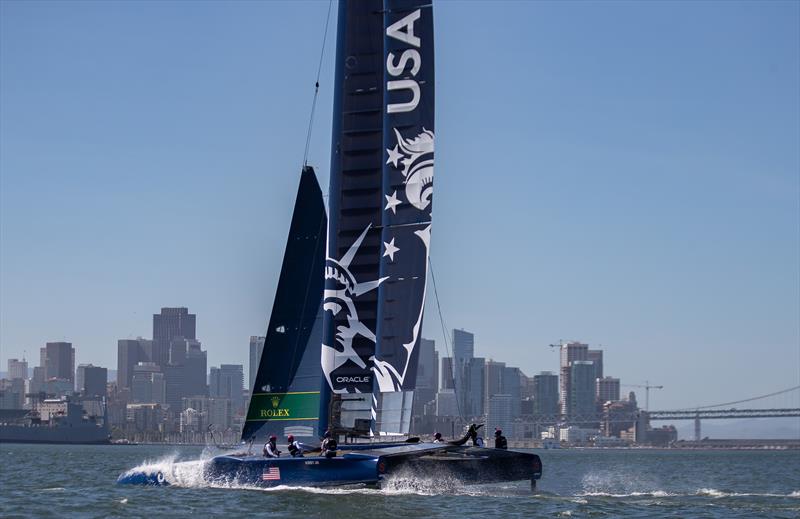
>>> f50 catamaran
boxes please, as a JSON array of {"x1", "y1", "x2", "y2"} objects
[{"x1": 118, "y1": 0, "x2": 542, "y2": 490}]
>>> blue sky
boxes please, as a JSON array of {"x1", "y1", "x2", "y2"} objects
[{"x1": 1, "y1": 1, "x2": 798, "y2": 410}]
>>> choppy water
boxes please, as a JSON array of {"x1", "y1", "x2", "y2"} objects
[{"x1": 1, "y1": 444, "x2": 798, "y2": 518}]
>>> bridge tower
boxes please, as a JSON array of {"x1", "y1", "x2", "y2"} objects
[{"x1": 694, "y1": 413, "x2": 701, "y2": 442}]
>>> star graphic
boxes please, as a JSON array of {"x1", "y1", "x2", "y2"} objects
[
  {"x1": 384, "y1": 191, "x2": 401, "y2": 214},
  {"x1": 386, "y1": 145, "x2": 403, "y2": 168},
  {"x1": 383, "y1": 238, "x2": 400, "y2": 262}
]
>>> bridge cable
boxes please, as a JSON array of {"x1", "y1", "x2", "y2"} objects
[
  {"x1": 302, "y1": 0, "x2": 334, "y2": 169},
  {"x1": 678, "y1": 385, "x2": 800, "y2": 411}
]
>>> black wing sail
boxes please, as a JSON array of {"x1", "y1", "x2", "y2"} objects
[
  {"x1": 319, "y1": 0, "x2": 388, "y2": 434},
  {"x1": 242, "y1": 166, "x2": 327, "y2": 442},
  {"x1": 372, "y1": 0, "x2": 435, "y2": 435}
]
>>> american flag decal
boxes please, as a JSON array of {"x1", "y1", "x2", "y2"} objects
[{"x1": 261, "y1": 466, "x2": 281, "y2": 481}]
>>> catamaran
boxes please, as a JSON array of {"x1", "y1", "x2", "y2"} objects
[{"x1": 118, "y1": 0, "x2": 542, "y2": 490}]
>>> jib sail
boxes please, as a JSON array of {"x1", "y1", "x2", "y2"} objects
[{"x1": 242, "y1": 167, "x2": 327, "y2": 441}]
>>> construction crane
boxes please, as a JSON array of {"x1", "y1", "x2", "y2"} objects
[{"x1": 622, "y1": 381, "x2": 664, "y2": 411}]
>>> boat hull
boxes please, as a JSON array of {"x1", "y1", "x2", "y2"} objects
[
  {"x1": 116, "y1": 445, "x2": 542, "y2": 488},
  {"x1": 379, "y1": 446, "x2": 542, "y2": 484}
]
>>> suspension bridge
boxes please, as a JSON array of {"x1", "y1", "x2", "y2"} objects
[{"x1": 522, "y1": 385, "x2": 800, "y2": 443}]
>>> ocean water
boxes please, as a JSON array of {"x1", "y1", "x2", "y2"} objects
[{"x1": 1, "y1": 444, "x2": 798, "y2": 518}]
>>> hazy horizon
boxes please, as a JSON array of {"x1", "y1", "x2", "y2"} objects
[{"x1": 1, "y1": 1, "x2": 798, "y2": 411}]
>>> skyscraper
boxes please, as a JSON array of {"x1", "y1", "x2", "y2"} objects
[
  {"x1": 76, "y1": 364, "x2": 108, "y2": 398},
  {"x1": 484, "y1": 360, "x2": 505, "y2": 405},
  {"x1": 209, "y1": 364, "x2": 245, "y2": 413},
  {"x1": 465, "y1": 357, "x2": 485, "y2": 418},
  {"x1": 502, "y1": 366, "x2": 522, "y2": 418},
  {"x1": 587, "y1": 349, "x2": 604, "y2": 381},
  {"x1": 570, "y1": 361, "x2": 596, "y2": 418},
  {"x1": 117, "y1": 338, "x2": 152, "y2": 391},
  {"x1": 248, "y1": 336, "x2": 265, "y2": 390},
  {"x1": 559, "y1": 342, "x2": 588, "y2": 417},
  {"x1": 7, "y1": 358, "x2": 28, "y2": 380},
  {"x1": 452, "y1": 329, "x2": 475, "y2": 416},
  {"x1": 487, "y1": 394, "x2": 513, "y2": 438},
  {"x1": 440, "y1": 357, "x2": 454, "y2": 390},
  {"x1": 413, "y1": 338, "x2": 438, "y2": 414},
  {"x1": 131, "y1": 362, "x2": 165, "y2": 404},
  {"x1": 41, "y1": 342, "x2": 75, "y2": 382},
  {"x1": 596, "y1": 376, "x2": 620, "y2": 403},
  {"x1": 532, "y1": 371, "x2": 559, "y2": 416},
  {"x1": 153, "y1": 307, "x2": 196, "y2": 367},
  {"x1": 452, "y1": 329, "x2": 474, "y2": 365},
  {"x1": 164, "y1": 339, "x2": 208, "y2": 411}
]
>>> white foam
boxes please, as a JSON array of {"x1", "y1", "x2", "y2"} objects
[
  {"x1": 579, "y1": 491, "x2": 673, "y2": 498},
  {"x1": 696, "y1": 488, "x2": 800, "y2": 498},
  {"x1": 121, "y1": 453, "x2": 210, "y2": 487}
]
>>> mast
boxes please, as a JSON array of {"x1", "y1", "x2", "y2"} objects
[
  {"x1": 319, "y1": 0, "x2": 387, "y2": 435},
  {"x1": 320, "y1": 0, "x2": 434, "y2": 436}
]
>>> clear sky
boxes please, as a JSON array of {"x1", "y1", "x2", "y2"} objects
[{"x1": 1, "y1": 0, "x2": 798, "y2": 411}]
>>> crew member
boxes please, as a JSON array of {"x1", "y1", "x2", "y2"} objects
[
  {"x1": 287, "y1": 434, "x2": 303, "y2": 457},
  {"x1": 494, "y1": 428, "x2": 508, "y2": 449},
  {"x1": 263, "y1": 434, "x2": 281, "y2": 458},
  {"x1": 433, "y1": 432, "x2": 443, "y2": 443},
  {"x1": 321, "y1": 430, "x2": 338, "y2": 458},
  {"x1": 474, "y1": 435, "x2": 485, "y2": 447}
]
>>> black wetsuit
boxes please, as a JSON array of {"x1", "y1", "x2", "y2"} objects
[
  {"x1": 288, "y1": 441, "x2": 303, "y2": 457},
  {"x1": 495, "y1": 435, "x2": 508, "y2": 449},
  {"x1": 321, "y1": 437, "x2": 338, "y2": 458}
]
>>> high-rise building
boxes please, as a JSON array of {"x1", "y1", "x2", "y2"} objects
[
  {"x1": 184, "y1": 340, "x2": 208, "y2": 396},
  {"x1": 487, "y1": 394, "x2": 513, "y2": 438},
  {"x1": 569, "y1": 361, "x2": 596, "y2": 418},
  {"x1": 164, "y1": 339, "x2": 208, "y2": 411},
  {"x1": 502, "y1": 366, "x2": 522, "y2": 418},
  {"x1": 484, "y1": 360, "x2": 505, "y2": 404},
  {"x1": 533, "y1": 371, "x2": 559, "y2": 416},
  {"x1": 435, "y1": 389, "x2": 458, "y2": 417},
  {"x1": 207, "y1": 397, "x2": 233, "y2": 430},
  {"x1": 596, "y1": 376, "x2": 620, "y2": 403},
  {"x1": 587, "y1": 349, "x2": 603, "y2": 381},
  {"x1": 7, "y1": 358, "x2": 28, "y2": 380},
  {"x1": 41, "y1": 342, "x2": 75, "y2": 382},
  {"x1": 117, "y1": 338, "x2": 152, "y2": 391},
  {"x1": 452, "y1": 329, "x2": 475, "y2": 416},
  {"x1": 413, "y1": 338, "x2": 438, "y2": 415},
  {"x1": 559, "y1": 342, "x2": 588, "y2": 417},
  {"x1": 465, "y1": 357, "x2": 485, "y2": 418},
  {"x1": 209, "y1": 364, "x2": 245, "y2": 413},
  {"x1": 440, "y1": 357, "x2": 454, "y2": 390},
  {"x1": 152, "y1": 307, "x2": 196, "y2": 367},
  {"x1": 76, "y1": 364, "x2": 108, "y2": 398},
  {"x1": 452, "y1": 329, "x2": 474, "y2": 365},
  {"x1": 248, "y1": 336, "x2": 265, "y2": 390},
  {"x1": 131, "y1": 363, "x2": 165, "y2": 404}
]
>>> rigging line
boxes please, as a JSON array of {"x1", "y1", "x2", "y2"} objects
[
  {"x1": 681, "y1": 385, "x2": 800, "y2": 411},
  {"x1": 303, "y1": 0, "x2": 334, "y2": 168},
  {"x1": 428, "y1": 257, "x2": 466, "y2": 425}
]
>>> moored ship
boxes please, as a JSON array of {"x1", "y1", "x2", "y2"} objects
[{"x1": 0, "y1": 397, "x2": 110, "y2": 444}]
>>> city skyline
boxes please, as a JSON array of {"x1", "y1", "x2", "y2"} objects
[{"x1": 1, "y1": 1, "x2": 798, "y2": 411}]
